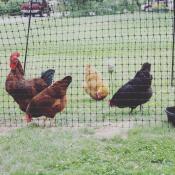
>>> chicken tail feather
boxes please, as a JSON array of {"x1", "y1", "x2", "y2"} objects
[
  {"x1": 61, "y1": 76, "x2": 72, "y2": 86},
  {"x1": 41, "y1": 69, "x2": 55, "y2": 86}
]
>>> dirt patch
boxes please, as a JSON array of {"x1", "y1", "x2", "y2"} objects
[
  {"x1": 94, "y1": 121, "x2": 134, "y2": 139},
  {"x1": 0, "y1": 121, "x2": 135, "y2": 139}
]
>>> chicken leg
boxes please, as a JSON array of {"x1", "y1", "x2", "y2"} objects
[
  {"x1": 140, "y1": 105, "x2": 143, "y2": 112},
  {"x1": 129, "y1": 108, "x2": 134, "y2": 115}
]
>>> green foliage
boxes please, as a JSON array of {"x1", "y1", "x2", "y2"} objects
[
  {"x1": 6, "y1": 1, "x2": 21, "y2": 15},
  {"x1": 0, "y1": 0, "x2": 26, "y2": 16},
  {"x1": 0, "y1": 2, "x2": 7, "y2": 15},
  {"x1": 62, "y1": 0, "x2": 148, "y2": 17},
  {"x1": 65, "y1": 0, "x2": 140, "y2": 17}
]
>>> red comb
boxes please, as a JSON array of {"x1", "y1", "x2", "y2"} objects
[{"x1": 10, "y1": 51, "x2": 20, "y2": 58}]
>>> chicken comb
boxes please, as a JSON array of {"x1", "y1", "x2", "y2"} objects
[{"x1": 10, "y1": 51, "x2": 20, "y2": 59}]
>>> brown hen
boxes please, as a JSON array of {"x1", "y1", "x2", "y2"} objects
[{"x1": 26, "y1": 76, "x2": 72, "y2": 121}]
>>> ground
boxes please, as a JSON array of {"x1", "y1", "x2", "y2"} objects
[{"x1": 0, "y1": 124, "x2": 175, "y2": 175}]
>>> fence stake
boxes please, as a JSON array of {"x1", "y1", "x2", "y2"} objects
[
  {"x1": 24, "y1": 0, "x2": 33, "y2": 74},
  {"x1": 171, "y1": 0, "x2": 175, "y2": 86}
]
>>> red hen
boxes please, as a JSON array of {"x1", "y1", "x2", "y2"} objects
[{"x1": 5, "y1": 52, "x2": 55, "y2": 122}]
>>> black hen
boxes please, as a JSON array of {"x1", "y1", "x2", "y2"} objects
[{"x1": 109, "y1": 63, "x2": 153, "y2": 114}]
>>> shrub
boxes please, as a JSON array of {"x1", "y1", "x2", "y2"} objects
[
  {"x1": 7, "y1": 0, "x2": 27, "y2": 15},
  {"x1": 0, "y1": 3, "x2": 7, "y2": 15},
  {"x1": 0, "y1": 0, "x2": 26, "y2": 16},
  {"x1": 66, "y1": 0, "x2": 139, "y2": 17}
]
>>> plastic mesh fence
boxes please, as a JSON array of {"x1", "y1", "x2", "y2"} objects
[{"x1": 0, "y1": 0, "x2": 174, "y2": 127}]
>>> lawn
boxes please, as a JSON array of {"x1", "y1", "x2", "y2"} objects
[
  {"x1": 0, "y1": 12, "x2": 174, "y2": 125},
  {"x1": 0, "y1": 124, "x2": 175, "y2": 175}
]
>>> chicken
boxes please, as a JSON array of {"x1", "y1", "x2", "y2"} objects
[
  {"x1": 109, "y1": 63, "x2": 153, "y2": 114},
  {"x1": 26, "y1": 76, "x2": 72, "y2": 122},
  {"x1": 5, "y1": 52, "x2": 55, "y2": 122},
  {"x1": 84, "y1": 64, "x2": 109, "y2": 100}
]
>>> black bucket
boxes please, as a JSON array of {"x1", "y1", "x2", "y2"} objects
[{"x1": 165, "y1": 107, "x2": 175, "y2": 127}]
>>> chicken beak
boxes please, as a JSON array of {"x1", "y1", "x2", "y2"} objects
[
  {"x1": 96, "y1": 91, "x2": 100, "y2": 99},
  {"x1": 108, "y1": 100, "x2": 113, "y2": 107},
  {"x1": 23, "y1": 115, "x2": 32, "y2": 123},
  {"x1": 10, "y1": 59, "x2": 18, "y2": 70}
]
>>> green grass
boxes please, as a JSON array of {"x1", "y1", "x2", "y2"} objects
[
  {"x1": 0, "y1": 125, "x2": 175, "y2": 174},
  {"x1": 0, "y1": 12, "x2": 174, "y2": 124}
]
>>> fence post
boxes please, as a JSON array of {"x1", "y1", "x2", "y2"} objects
[
  {"x1": 24, "y1": 0, "x2": 33, "y2": 74},
  {"x1": 171, "y1": 0, "x2": 175, "y2": 86}
]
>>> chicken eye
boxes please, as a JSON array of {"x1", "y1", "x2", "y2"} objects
[{"x1": 13, "y1": 59, "x2": 18, "y2": 64}]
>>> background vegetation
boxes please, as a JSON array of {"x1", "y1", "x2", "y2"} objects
[
  {"x1": 0, "y1": 0, "x2": 148, "y2": 16},
  {"x1": 0, "y1": 0, "x2": 26, "y2": 15}
]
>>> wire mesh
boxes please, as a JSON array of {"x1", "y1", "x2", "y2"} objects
[{"x1": 0, "y1": 0, "x2": 174, "y2": 127}]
